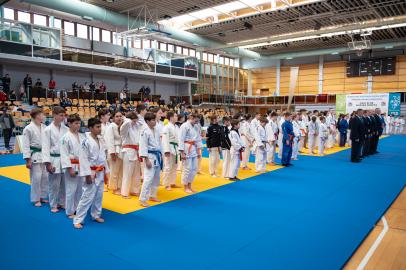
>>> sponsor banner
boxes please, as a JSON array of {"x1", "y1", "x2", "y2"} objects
[
  {"x1": 388, "y1": 93, "x2": 401, "y2": 116},
  {"x1": 345, "y1": 93, "x2": 389, "y2": 114},
  {"x1": 335, "y1": 94, "x2": 346, "y2": 117}
]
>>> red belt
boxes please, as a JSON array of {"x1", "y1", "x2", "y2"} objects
[
  {"x1": 70, "y1": 159, "x2": 79, "y2": 165},
  {"x1": 239, "y1": 149, "x2": 243, "y2": 161},
  {"x1": 122, "y1": 144, "x2": 142, "y2": 162},
  {"x1": 90, "y1": 165, "x2": 105, "y2": 172},
  {"x1": 185, "y1": 141, "x2": 196, "y2": 154}
]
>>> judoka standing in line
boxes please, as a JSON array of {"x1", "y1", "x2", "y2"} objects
[
  {"x1": 228, "y1": 119, "x2": 245, "y2": 181},
  {"x1": 308, "y1": 116, "x2": 318, "y2": 155},
  {"x1": 23, "y1": 108, "x2": 48, "y2": 207},
  {"x1": 318, "y1": 116, "x2": 329, "y2": 155},
  {"x1": 178, "y1": 114, "x2": 203, "y2": 193},
  {"x1": 220, "y1": 117, "x2": 231, "y2": 179},
  {"x1": 105, "y1": 111, "x2": 123, "y2": 194},
  {"x1": 161, "y1": 111, "x2": 180, "y2": 190},
  {"x1": 42, "y1": 106, "x2": 68, "y2": 213},
  {"x1": 120, "y1": 112, "x2": 142, "y2": 198},
  {"x1": 281, "y1": 112, "x2": 294, "y2": 167},
  {"x1": 240, "y1": 114, "x2": 253, "y2": 170},
  {"x1": 73, "y1": 117, "x2": 108, "y2": 229},
  {"x1": 291, "y1": 114, "x2": 301, "y2": 160},
  {"x1": 139, "y1": 112, "x2": 163, "y2": 207},
  {"x1": 254, "y1": 117, "x2": 268, "y2": 173},
  {"x1": 60, "y1": 114, "x2": 88, "y2": 218},
  {"x1": 266, "y1": 111, "x2": 278, "y2": 165},
  {"x1": 277, "y1": 114, "x2": 285, "y2": 159},
  {"x1": 206, "y1": 115, "x2": 222, "y2": 177},
  {"x1": 98, "y1": 108, "x2": 110, "y2": 191}
]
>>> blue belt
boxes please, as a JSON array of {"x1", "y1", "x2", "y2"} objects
[{"x1": 148, "y1": 150, "x2": 163, "y2": 170}]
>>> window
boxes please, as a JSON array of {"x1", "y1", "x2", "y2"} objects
[
  {"x1": 219, "y1": 56, "x2": 224, "y2": 65},
  {"x1": 203, "y1": 52, "x2": 208, "y2": 61},
  {"x1": 134, "y1": 39, "x2": 142, "y2": 49},
  {"x1": 63, "y1": 21, "x2": 75, "y2": 36},
  {"x1": 182, "y1": 47, "x2": 189, "y2": 56},
  {"x1": 225, "y1": 57, "x2": 230, "y2": 66},
  {"x1": 158, "y1": 42, "x2": 166, "y2": 51},
  {"x1": 3, "y1": 8, "x2": 15, "y2": 20},
  {"x1": 230, "y1": 58, "x2": 235, "y2": 67},
  {"x1": 101, "y1": 29, "x2": 111, "y2": 42},
  {"x1": 167, "y1": 44, "x2": 174, "y2": 52},
  {"x1": 77, "y1": 24, "x2": 88, "y2": 39},
  {"x1": 142, "y1": 39, "x2": 151, "y2": 48},
  {"x1": 113, "y1": 32, "x2": 122, "y2": 46},
  {"x1": 208, "y1": 53, "x2": 214, "y2": 63},
  {"x1": 33, "y1": 14, "x2": 47, "y2": 26},
  {"x1": 92, "y1": 27, "x2": 100, "y2": 41},
  {"x1": 176, "y1": 46, "x2": 182, "y2": 54},
  {"x1": 17, "y1": 11, "x2": 31, "y2": 23},
  {"x1": 53, "y1": 18, "x2": 62, "y2": 29},
  {"x1": 189, "y1": 49, "x2": 196, "y2": 57},
  {"x1": 196, "y1": 52, "x2": 201, "y2": 60}
]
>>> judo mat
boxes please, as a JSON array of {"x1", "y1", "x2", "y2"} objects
[{"x1": 0, "y1": 135, "x2": 404, "y2": 270}]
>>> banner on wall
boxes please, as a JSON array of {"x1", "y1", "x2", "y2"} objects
[
  {"x1": 388, "y1": 93, "x2": 401, "y2": 116},
  {"x1": 345, "y1": 93, "x2": 389, "y2": 114},
  {"x1": 335, "y1": 94, "x2": 346, "y2": 116}
]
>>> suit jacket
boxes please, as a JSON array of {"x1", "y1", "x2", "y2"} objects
[
  {"x1": 373, "y1": 114, "x2": 383, "y2": 135},
  {"x1": 350, "y1": 116, "x2": 365, "y2": 141}
]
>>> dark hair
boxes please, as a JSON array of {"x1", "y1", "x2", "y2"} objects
[
  {"x1": 231, "y1": 119, "x2": 240, "y2": 127},
  {"x1": 267, "y1": 109, "x2": 273, "y2": 115},
  {"x1": 311, "y1": 116, "x2": 317, "y2": 122},
  {"x1": 271, "y1": 112, "x2": 278, "y2": 117},
  {"x1": 98, "y1": 108, "x2": 110, "y2": 118},
  {"x1": 233, "y1": 113, "x2": 241, "y2": 120},
  {"x1": 222, "y1": 116, "x2": 230, "y2": 123},
  {"x1": 52, "y1": 106, "x2": 65, "y2": 115},
  {"x1": 88, "y1": 117, "x2": 101, "y2": 128},
  {"x1": 126, "y1": 111, "x2": 138, "y2": 120},
  {"x1": 320, "y1": 116, "x2": 326, "y2": 121},
  {"x1": 210, "y1": 115, "x2": 217, "y2": 122},
  {"x1": 67, "y1": 113, "x2": 81, "y2": 123},
  {"x1": 136, "y1": 104, "x2": 146, "y2": 114},
  {"x1": 150, "y1": 107, "x2": 161, "y2": 114},
  {"x1": 245, "y1": 114, "x2": 251, "y2": 121},
  {"x1": 30, "y1": 108, "x2": 43, "y2": 119},
  {"x1": 144, "y1": 112, "x2": 156, "y2": 122},
  {"x1": 284, "y1": 112, "x2": 291, "y2": 117},
  {"x1": 166, "y1": 111, "x2": 175, "y2": 119},
  {"x1": 189, "y1": 113, "x2": 200, "y2": 119},
  {"x1": 111, "y1": 111, "x2": 122, "y2": 118},
  {"x1": 259, "y1": 116, "x2": 268, "y2": 123}
]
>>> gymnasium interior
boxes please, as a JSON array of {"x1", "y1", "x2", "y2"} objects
[{"x1": 0, "y1": 0, "x2": 405, "y2": 269}]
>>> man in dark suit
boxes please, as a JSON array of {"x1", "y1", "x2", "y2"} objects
[
  {"x1": 350, "y1": 109, "x2": 365, "y2": 163},
  {"x1": 371, "y1": 108, "x2": 384, "y2": 154},
  {"x1": 362, "y1": 110, "x2": 372, "y2": 157}
]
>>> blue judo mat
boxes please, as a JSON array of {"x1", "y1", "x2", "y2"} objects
[{"x1": 0, "y1": 136, "x2": 404, "y2": 270}]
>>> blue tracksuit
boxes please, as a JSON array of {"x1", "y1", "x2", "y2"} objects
[{"x1": 281, "y1": 120, "x2": 294, "y2": 165}]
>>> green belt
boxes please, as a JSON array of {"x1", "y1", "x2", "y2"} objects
[
  {"x1": 30, "y1": 146, "x2": 41, "y2": 157},
  {"x1": 50, "y1": 153, "x2": 60, "y2": 157},
  {"x1": 170, "y1": 142, "x2": 179, "y2": 163}
]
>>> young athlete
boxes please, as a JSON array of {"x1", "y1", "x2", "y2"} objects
[
  {"x1": 60, "y1": 114, "x2": 88, "y2": 218},
  {"x1": 206, "y1": 115, "x2": 222, "y2": 177},
  {"x1": 178, "y1": 114, "x2": 203, "y2": 193},
  {"x1": 281, "y1": 112, "x2": 294, "y2": 167},
  {"x1": 239, "y1": 114, "x2": 253, "y2": 170},
  {"x1": 308, "y1": 116, "x2": 318, "y2": 155},
  {"x1": 105, "y1": 111, "x2": 123, "y2": 194},
  {"x1": 120, "y1": 111, "x2": 142, "y2": 198},
  {"x1": 42, "y1": 106, "x2": 68, "y2": 212},
  {"x1": 266, "y1": 111, "x2": 278, "y2": 165},
  {"x1": 73, "y1": 117, "x2": 108, "y2": 229},
  {"x1": 228, "y1": 119, "x2": 245, "y2": 181},
  {"x1": 254, "y1": 117, "x2": 268, "y2": 173},
  {"x1": 161, "y1": 111, "x2": 180, "y2": 190},
  {"x1": 220, "y1": 117, "x2": 231, "y2": 179},
  {"x1": 318, "y1": 116, "x2": 328, "y2": 155},
  {"x1": 139, "y1": 112, "x2": 162, "y2": 207},
  {"x1": 23, "y1": 108, "x2": 48, "y2": 207}
]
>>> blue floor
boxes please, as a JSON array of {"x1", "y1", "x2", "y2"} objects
[{"x1": 0, "y1": 136, "x2": 405, "y2": 270}]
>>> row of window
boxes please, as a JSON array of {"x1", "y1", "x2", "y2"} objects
[{"x1": 2, "y1": 7, "x2": 238, "y2": 67}]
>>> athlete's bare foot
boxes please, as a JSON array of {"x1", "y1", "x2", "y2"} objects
[
  {"x1": 94, "y1": 217, "x2": 105, "y2": 223},
  {"x1": 40, "y1": 199, "x2": 49, "y2": 203},
  {"x1": 165, "y1": 186, "x2": 172, "y2": 191},
  {"x1": 185, "y1": 188, "x2": 193, "y2": 194},
  {"x1": 113, "y1": 190, "x2": 121, "y2": 195},
  {"x1": 122, "y1": 196, "x2": 131, "y2": 199},
  {"x1": 73, "y1": 223, "x2": 83, "y2": 229},
  {"x1": 68, "y1": 214, "x2": 75, "y2": 219},
  {"x1": 57, "y1": 204, "x2": 65, "y2": 209},
  {"x1": 242, "y1": 167, "x2": 251, "y2": 170},
  {"x1": 130, "y1": 192, "x2": 139, "y2": 197},
  {"x1": 139, "y1": 201, "x2": 150, "y2": 207},
  {"x1": 51, "y1": 207, "x2": 59, "y2": 213},
  {"x1": 34, "y1": 201, "x2": 42, "y2": 207},
  {"x1": 171, "y1": 184, "x2": 181, "y2": 188},
  {"x1": 149, "y1": 197, "x2": 161, "y2": 202}
]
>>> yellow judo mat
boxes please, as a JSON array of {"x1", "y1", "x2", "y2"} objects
[{"x1": 0, "y1": 139, "x2": 386, "y2": 214}]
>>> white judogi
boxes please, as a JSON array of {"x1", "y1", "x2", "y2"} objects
[
  {"x1": 250, "y1": 118, "x2": 259, "y2": 138},
  {"x1": 277, "y1": 118, "x2": 285, "y2": 159},
  {"x1": 74, "y1": 133, "x2": 109, "y2": 225},
  {"x1": 298, "y1": 120, "x2": 307, "y2": 151},
  {"x1": 292, "y1": 120, "x2": 301, "y2": 159},
  {"x1": 221, "y1": 126, "x2": 231, "y2": 178},
  {"x1": 139, "y1": 125, "x2": 162, "y2": 202},
  {"x1": 196, "y1": 122, "x2": 203, "y2": 173},
  {"x1": 254, "y1": 125, "x2": 268, "y2": 172},
  {"x1": 60, "y1": 130, "x2": 91, "y2": 216},
  {"x1": 120, "y1": 118, "x2": 142, "y2": 197},
  {"x1": 105, "y1": 122, "x2": 122, "y2": 191},
  {"x1": 240, "y1": 120, "x2": 253, "y2": 168},
  {"x1": 318, "y1": 123, "x2": 328, "y2": 155},
  {"x1": 266, "y1": 119, "x2": 278, "y2": 164},
  {"x1": 22, "y1": 122, "x2": 48, "y2": 203},
  {"x1": 178, "y1": 121, "x2": 203, "y2": 184},
  {"x1": 42, "y1": 122, "x2": 68, "y2": 208},
  {"x1": 228, "y1": 129, "x2": 244, "y2": 178},
  {"x1": 308, "y1": 121, "x2": 318, "y2": 154},
  {"x1": 162, "y1": 122, "x2": 179, "y2": 186}
]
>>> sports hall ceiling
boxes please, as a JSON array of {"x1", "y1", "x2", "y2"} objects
[{"x1": 85, "y1": 0, "x2": 406, "y2": 55}]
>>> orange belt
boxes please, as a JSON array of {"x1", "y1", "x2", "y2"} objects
[
  {"x1": 70, "y1": 159, "x2": 79, "y2": 165},
  {"x1": 90, "y1": 165, "x2": 105, "y2": 172},
  {"x1": 122, "y1": 144, "x2": 142, "y2": 162},
  {"x1": 184, "y1": 141, "x2": 196, "y2": 154}
]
